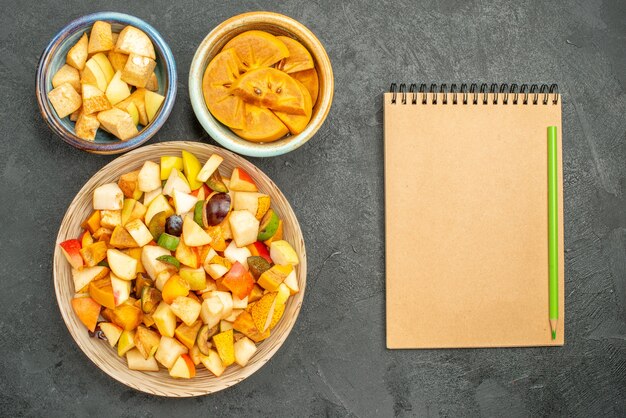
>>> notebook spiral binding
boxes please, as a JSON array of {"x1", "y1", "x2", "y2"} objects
[{"x1": 390, "y1": 83, "x2": 559, "y2": 105}]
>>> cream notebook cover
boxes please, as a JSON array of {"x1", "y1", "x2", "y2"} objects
[{"x1": 384, "y1": 84, "x2": 564, "y2": 348}]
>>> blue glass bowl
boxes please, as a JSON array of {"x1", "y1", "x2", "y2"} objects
[{"x1": 36, "y1": 12, "x2": 177, "y2": 154}]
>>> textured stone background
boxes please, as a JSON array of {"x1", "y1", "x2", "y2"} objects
[{"x1": 1, "y1": 0, "x2": 624, "y2": 416}]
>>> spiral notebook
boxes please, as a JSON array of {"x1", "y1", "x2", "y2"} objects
[{"x1": 384, "y1": 83, "x2": 565, "y2": 349}]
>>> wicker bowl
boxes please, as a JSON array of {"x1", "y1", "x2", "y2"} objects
[{"x1": 53, "y1": 141, "x2": 306, "y2": 396}]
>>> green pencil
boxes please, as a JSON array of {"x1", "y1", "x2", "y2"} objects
[{"x1": 548, "y1": 126, "x2": 558, "y2": 340}]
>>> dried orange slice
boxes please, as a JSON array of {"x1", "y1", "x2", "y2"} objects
[
  {"x1": 275, "y1": 36, "x2": 314, "y2": 74},
  {"x1": 222, "y1": 30, "x2": 289, "y2": 71},
  {"x1": 203, "y1": 48, "x2": 246, "y2": 129},
  {"x1": 273, "y1": 80, "x2": 312, "y2": 135},
  {"x1": 230, "y1": 67, "x2": 307, "y2": 115},
  {"x1": 289, "y1": 68, "x2": 319, "y2": 106},
  {"x1": 232, "y1": 104, "x2": 288, "y2": 143}
]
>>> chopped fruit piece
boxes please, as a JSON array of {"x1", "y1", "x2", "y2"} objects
[
  {"x1": 179, "y1": 266, "x2": 206, "y2": 291},
  {"x1": 233, "y1": 192, "x2": 270, "y2": 220},
  {"x1": 121, "y1": 53, "x2": 156, "y2": 88},
  {"x1": 201, "y1": 349, "x2": 226, "y2": 377},
  {"x1": 251, "y1": 292, "x2": 278, "y2": 333},
  {"x1": 229, "y1": 167, "x2": 258, "y2": 192},
  {"x1": 247, "y1": 241, "x2": 272, "y2": 264},
  {"x1": 72, "y1": 265, "x2": 109, "y2": 293},
  {"x1": 200, "y1": 295, "x2": 223, "y2": 329},
  {"x1": 156, "y1": 255, "x2": 180, "y2": 271},
  {"x1": 224, "y1": 240, "x2": 251, "y2": 269},
  {"x1": 118, "y1": 170, "x2": 142, "y2": 200},
  {"x1": 232, "y1": 295, "x2": 248, "y2": 310},
  {"x1": 165, "y1": 215, "x2": 184, "y2": 237},
  {"x1": 141, "y1": 245, "x2": 173, "y2": 280},
  {"x1": 99, "y1": 322, "x2": 123, "y2": 347},
  {"x1": 212, "y1": 329, "x2": 235, "y2": 367},
  {"x1": 162, "y1": 168, "x2": 191, "y2": 196},
  {"x1": 88, "y1": 277, "x2": 115, "y2": 309},
  {"x1": 275, "y1": 36, "x2": 314, "y2": 73},
  {"x1": 274, "y1": 80, "x2": 313, "y2": 135},
  {"x1": 87, "y1": 21, "x2": 114, "y2": 54},
  {"x1": 138, "y1": 161, "x2": 162, "y2": 193},
  {"x1": 117, "y1": 329, "x2": 136, "y2": 356},
  {"x1": 145, "y1": 90, "x2": 165, "y2": 123},
  {"x1": 108, "y1": 303, "x2": 143, "y2": 331},
  {"x1": 160, "y1": 156, "x2": 184, "y2": 180},
  {"x1": 203, "y1": 193, "x2": 231, "y2": 227},
  {"x1": 100, "y1": 210, "x2": 122, "y2": 229},
  {"x1": 169, "y1": 354, "x2": 196, "y2": 379},
  {"x1": 97, "y1": 108, "x2": 138, "y2": 141},
  {"x1": 182, "y1": 215, "x2": 212, "y2": 247},
  {"x1": 229, "y1": 210, "x2": 260, "y2": 247},
  {"x1": 145, "y1": 194, "x2": 174, "y2": 225},
  {"x1": 161, "y1": 275, "x2": 190, "y2": 304},
  {"x1": 232, "y1": 104, "x2": 289, "y2": 143},
  {"x1": 141, "y1": 286, "x2": 162, "y2": 314},
  {"x1": 181, "y1": 150, "x2": 203, "y2": 191},
  {"x1": 108, "y1": 50, "x2": 128, "y2": 73},
  {"x1": 234, "y1": 336, "x2": 258, "y2": 367},
  {"x1": 268, "y1": 302, "x2": 285, "y2": 330},
  {"x1": 276, "y1": 283, "x2": 290, "y2": 305},
  {"x1": 81, "y1": 210, "x2": 101, "y2": 233},
  {"x1": 48, "y1": 83, "x2": 82, "y2": 118},
  {"x1": 175, "y1": 321, "x2": 202, "y2": 350},
  {"x1": 155, "y1": 336, "x2": 188, "y2": 369},
  {"x1": 196, "y1": 154, "x2": 224, "y2": 183},
  {"x1": 124, "y1": 219, "x2": 153, "y2": 247},
  {"x1": 126, "y1": 348, "x2": 159, "y2": 371},
  {"x1": 75, "y1": 112, "x2": 100, "y2": 141},
  {"x1": 59, "y1": 239, "x2": 83, "y2": 270},
  {"x1": 82, "y1": 83, "x2": 111, "y2": 114},
  {"x1": 145, "y1": 72, "x2": 159, "y2": 91},
  {"x1": 257, "y1": 209, "x2": 279, "y2": 241},
  {"x1": 270, "y1": 240, "x2": 299, "y2": 266},
  {"x1": 173, "y1": 189, "x2": 198, "y2": 215},
  {"x1": 189, "y1": 345, "x2": 203, "y2": 366},
  {"x1": 247, "y1": 255, "x2": 271, "y2": 279},
  {"x1": 152, "y1": 301, "x2": 177, "y2": 338},
  {"x1": 66, "y1": 33, "x2": 88, "y2": 70},
  {"x1": 205, "y1": 167, "x2": 229, "y2": 194},
  {"x1": 111, "y1": 273, "x2": 131, "y2": 305},
  {"x1": 170, "y1": 296, "x2": 202, "y2": 326},
  {"x1": 248, "y1": 284, "x2": 264, "y2": 303},
  {"x1": 263, "y1": 219, "x2": 283, "y2": 246},
  {"x1": 220, "y1": 320, "x2": 233, "y2": 332},
  {"x1": 196, "y1": 324, "x2": 218, "y2": 355},
  {"x1": 105, "y1": 70, "x2": 131, "y2": 105},
  {"x1": 290, "y1": 68, "x2": 319, "y2": 106},
  {"x1": 232, "y1": 310, "x2": 269, "y2": 342},
  {"x1": 109, "y1": 225, "x2": 139, "y2": 249},
  {"x1": 134, "y1": 325, "x2": 161, "y2": 359},
  {"x1": 116, "y1": 88, "x2": 148, "y2": 125},
  {"x1": 157, "y1": 233, "x2": 179, "y2": 251},
  {"x1": 107, "y1": 249, "x2": 138, "y2": 280},
  {"x1": 81, "y1": 230, "x2": 94, "y2": 248},
  {"x1": 174, "y1": 238, "x2": 198, "y2": 270},
  {"x1": 147, "y1": 210, "x2": 167, "y2": 240},
  {"x1": 222, "y1": 30, "x2": 289, "y2": 71},
  {"x1": 93, "y1": 183, "x2": 123, "y2": 210},
  {"x1": 52, "y1": 64, "x2": 80, "y2": 92},
  {"x1": 221, "y1": 261, "x2": 255, "y2": 299},
  {"x1": 71, "y1": 297, "x2": 101, "y2": 332},
  {"x1": 91, "y1": 53, "x2": 115, "y2": 83},
  {"x1": 115, "y1": 26, "x2": 156, "y2": 60},
  {"x1": 92, "y1": 227, "x2": 112, "y2": 243},
  {"x1": 231, "y1": 67, "x2": 306, "y2": 114},
  {"x1": 257, "y1": 264, "x2": 293, "y2": 292},
  {"x1": 283, "y1": 268, "x2": 299, "y2": 295}
]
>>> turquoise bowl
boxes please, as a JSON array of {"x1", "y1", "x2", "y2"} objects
[{"x1": 36, "y1": 12, "x2": 177, "y2": 154}]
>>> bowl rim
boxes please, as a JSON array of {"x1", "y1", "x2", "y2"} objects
[
  {"x1": 189, "y1": 11, "x2": 334, "y2": 158},
  {"x1": 36, "y1": 11, "x2": 177, "y2": 155},
  {"x1": 53, "y1": 141, "x2": 307, "y2": 396}
]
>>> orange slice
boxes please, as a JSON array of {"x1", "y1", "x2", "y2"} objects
[
  {"x1": 203, "y1": 48, "x2": 246, "y2": 129},
  {"x1": 231, "y1": 104, "x2": 288, "y2": 143},
  {"x1": 222, "y1": 31, "x2": 289, "y2": 71},
  {"x1": 272, "y1": 80, "x2": 312, "y2": 135},
  {"x1": 230, "y1": 67, "x2": 307, "y2": 115},
  {"x1": 289, "y1": 68, "x2": 319, "y2": 106},
  {"x1": 275, "y1": 36, "x2": 314, "y2": 74}
]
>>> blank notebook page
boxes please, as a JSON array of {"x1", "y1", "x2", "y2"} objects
[{"x1": 384, "y1": 91, "x2": 564, "y2": 348}]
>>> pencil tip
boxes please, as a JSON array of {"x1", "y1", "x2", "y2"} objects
[{"x1": 551, "y1": 330, "x2": 556, "y2": 340}]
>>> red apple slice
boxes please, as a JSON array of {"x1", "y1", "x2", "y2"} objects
[
  {"x1": 229, "y1": 168, "x2": 258, "y2": 192},
  {"x1": 59, "y1": 239, "x2": 83, "y2": 269}
]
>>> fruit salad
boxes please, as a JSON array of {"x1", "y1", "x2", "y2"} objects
[
  {"x1": 203, "y1": 30, "x2": 319, "y2": 143},
  {"x1": 59, "y1": 150, "x2": 300, "y2": 379},
  {"x1": 47, "y1": 21, "x2": 165, "y2": 141}
]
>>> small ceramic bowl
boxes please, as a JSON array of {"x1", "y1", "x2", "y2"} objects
[
  {"x1": 36, "y1": 12, "x2": 177, "y2": 155},
  {"x1": 189, "y1": 12, "x2": 334, "y2": 157}
]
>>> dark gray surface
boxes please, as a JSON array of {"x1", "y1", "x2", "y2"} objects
[{"x1": 1, "y1": 0, "x2": 624, "y2": 416}]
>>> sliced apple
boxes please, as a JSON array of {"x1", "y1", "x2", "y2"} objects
[
  {"x1": 230, "y1": 168, "x2": 258, "y2": 192},
  {"x1": 179, "y1": 266, "x2": 206, "y2": 291},
  {"x1": 116, "y1": 89, "x2": 148, "y2": 126},
  {"x1": 110, "y1": 273, "x2": 131, "y2": 306},
  {"x1": 59, "y1": 239, "x2": 83, "y2": 270},
  {"x1": 275, "y1": 283, "x2": 290, "y2": 305},
  {"x1": 233, "y1": 192, "x2": 270, "y2": 219},
  {"x1": 99, "y1": 322, "x2": 123, "y2": 347},
  {"x1": 66, "y1": 32, "x2": 88, "y2": 70},
  {"x1": 145, "y1": 90, "x2": 165, "y2": 123},
  {"x1": 134, "y1": 325, "x2": 161, "y2": 359},
  {"x1": 283, "y1": 268, "x2": 299, "y2": 295},
  {"x1": 117, "y1": 329, "x2": 136, "y2": 356},
  {"x1": 234, "y1": 336, "x2": 258, "y2": 367},
  {"x1": 81, "y1": 59, "x2": 108, "y2": 92},
  {"x1": 141, "y1": 245, "x2": 173, "y2": 280},
  {"x1": 126, "y1": 348, "x2": 159, "y2": 371},
  {"x1": 72, "y1": 265, "x2": 109, "y2": 292},
  {"x1": 115, "y1": 26, "x2": 156, "y2": 60},
  {"x1": 124, "y1": 219, "x2": 153, "y2": 247},
  {"x1": 91, "y1": 53, "x2": 115, "y2": 84},
  {"x1": 173, "y1": 189, "x2": 198, "y2": 215},
  {"x1": 160, "y1": 156, "x2": 183, "y2": 180},
  {"x1": 71, "y1": 297, "x2": 101, "y2": 332},
  {"x1": 182, "y1": 215, "x2": 212, "y2": 247},
  {"x1": 107, "y1": 249, "x2": 137, "y2": 280},
  {"x1": 175, "y1": 238, "x2": 199, "y2": 269},
  {"x1": 48, "y1": 83, "x2": 82, "y2": 118},
  {"x1": 200, "y1": 349, "x2": 225, "y2": 377},
  {"x1": 105, "y1": 70, "x2": 131, "y2": 105},
  {"x1": 144, "y1": 194, "x2": 174, "y2": 225},
  {"x1": 170, "y1": 296, "x2": 202, "y2": 326},
  {"x1": 270, "y1": 240, "x2": 299, "y2": 266},
  {"x1": 169, "y1": 354, "x2": 196, "y2": 379},
  {"x1": 152, "y1": 301, "x2": 177, "y2": 338},
  {"x1": 138, "y1": 161, "x2": 161, "y2": 193},
  {"x1": 155, "y1": 336, "x2": 188, "y2": 369},
  {"x1": 143, "y1": 187, "x2": 162, "y2": 207},
  {"x1": 200, "y1": 295, "x2": 223, "y2": 328},
  {"x1": 162, "y1": 168, "x2": 191, "y2": 196},
  {"x1": 196, "y1": 154, "x2": 224, "y2": 183},
  {"x1": 228, "y1": 210, "x2": 260, "y2": 247}
]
